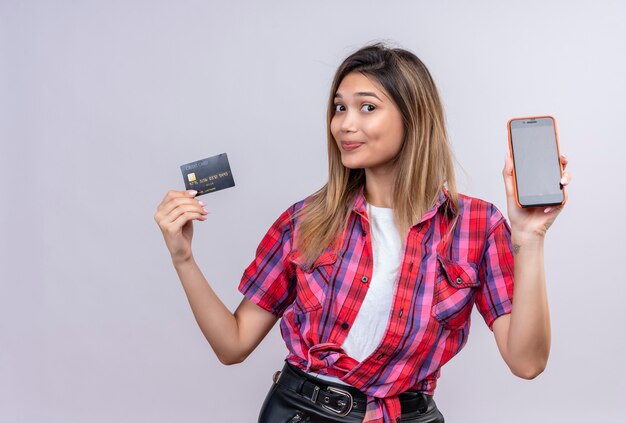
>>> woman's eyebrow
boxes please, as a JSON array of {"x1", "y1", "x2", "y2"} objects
[{"x1": 334, "y1": 91, "x2": 383, "y2": 102}]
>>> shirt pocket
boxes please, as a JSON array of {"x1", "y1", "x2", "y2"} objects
[
  {"x1": 431, "y1": 255, "x2": 481, "y2": 330},
  {"x1": 286, "y1": 248, "x2": 338, "y2": 312}
]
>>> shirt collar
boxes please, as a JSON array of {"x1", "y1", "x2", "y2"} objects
[{"x1": 351, "y1": 183, "x2": 451, "y2": 226}]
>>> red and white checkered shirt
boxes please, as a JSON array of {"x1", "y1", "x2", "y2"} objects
[{"x1": 238, "y1": 184, "x2": 514, "y2": 422}]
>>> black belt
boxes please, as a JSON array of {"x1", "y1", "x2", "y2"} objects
[{"x1": 273, "y1": 361, "x2": 430, "y2": 418}]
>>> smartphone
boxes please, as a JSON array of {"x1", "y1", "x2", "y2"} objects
[{"x1": 506, "y1": 115, "x2": 567, "y2": 208}]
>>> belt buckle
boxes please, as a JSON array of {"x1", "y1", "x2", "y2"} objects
[{"x1": 321, "y1": 386, "x2": 353, "y2": 417}]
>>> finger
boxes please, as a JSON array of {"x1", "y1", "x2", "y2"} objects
[
  {"x1": 157, "y1": 189, "x2": 197, "y2": 211},
  {"x1": 560, "y1": 154, "x2": 568, "y2": 170},
  {"x1": 169, "y1": 210, "x2": 207, "y2": 232},
  {"x1": 163, "y1": 202, "x2": 209, "y2": 224},
  {"x1": 502, "y1": 152, "x2": 513, "y2": 175},
  {"x1": 156, "y1": 197, "x2": 198, "y2": 224},
  {"x1": 502, "y1": 153, "x2": 515, "y2": 199},
  {"x1": 159, "y1": 195, "x2": 206, "y2": 219},
  {"x1": 545, "y1": 205, "x2": 563, "y2": 214},
  {"x1": 559, "y1": 171, "x2": 571, "y2": 186}
]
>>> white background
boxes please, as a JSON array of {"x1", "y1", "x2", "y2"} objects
[{"x1": 1, "y1": 0, "x2": 624, "y2": 421}]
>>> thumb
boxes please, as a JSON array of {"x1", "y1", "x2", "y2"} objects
[{"x1": 502, "y1": 152, "x2": 515, "y2": 199}]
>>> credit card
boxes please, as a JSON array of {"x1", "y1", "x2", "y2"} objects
[{"x1": 180, "y1": 153, "x2": 235, "y2": 196}]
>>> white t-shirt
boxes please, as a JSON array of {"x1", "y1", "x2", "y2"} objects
[{"x1": 307, "y1": 201, "x2": 402, "y2": 386}]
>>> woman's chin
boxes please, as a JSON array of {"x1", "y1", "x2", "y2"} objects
[{"x1": 340, "y1": 157, "x2": 366, "y2": 170}]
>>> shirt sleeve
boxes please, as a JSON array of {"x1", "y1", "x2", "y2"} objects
[
  {"x1": 237, "y1": 205, "x2": 296, "y2": 317},
  {"x1": 474, "y1": 207, "x2": 515, "y2": 331}
]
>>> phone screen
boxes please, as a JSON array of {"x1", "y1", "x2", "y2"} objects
[{"x1": 509, "y1": 117, "x2": 564, "y2": 207}]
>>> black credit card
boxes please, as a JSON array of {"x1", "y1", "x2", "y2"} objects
[{"x1": 180, "y1": 153, "x2": 235, "y2": 196}]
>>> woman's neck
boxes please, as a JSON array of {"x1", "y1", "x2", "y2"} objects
[{"x1": 364, "y1": 167, "x2": 395, "y2": 208}]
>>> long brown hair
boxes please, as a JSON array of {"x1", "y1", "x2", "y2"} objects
[{"x1": 293, "y1": 41, "x2": 460, "y2": 269}]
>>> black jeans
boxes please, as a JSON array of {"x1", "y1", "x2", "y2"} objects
[{"x1": 258, "y1": 360, "x2": 445, "y2": 423}]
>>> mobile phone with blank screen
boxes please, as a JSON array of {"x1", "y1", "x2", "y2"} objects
[{"x1": 507, "y1": 115, "x2": 567, "y2": 208}]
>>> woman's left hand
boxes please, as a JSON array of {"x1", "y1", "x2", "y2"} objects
[{"x1": 502, "y1": 153, "x2": 571, "y2": 238}]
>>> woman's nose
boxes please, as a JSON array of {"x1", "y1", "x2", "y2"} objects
[{"x1": 340, "y1": 110, "x2": 358, "y2": 132}]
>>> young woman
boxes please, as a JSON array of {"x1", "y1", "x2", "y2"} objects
[{"x1": 154, "y1": 42, "x2": 571, "y2": 423}]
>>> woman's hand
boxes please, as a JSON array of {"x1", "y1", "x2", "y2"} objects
[
  {"x1": 153, "y1": 189, "x2": 209, "y2": 264},
  {"x1": 502, "y1": 153, "x2": 571, "y2": 238}
]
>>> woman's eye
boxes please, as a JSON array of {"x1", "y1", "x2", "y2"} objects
[{"x1": 333, "y1": 104, "x2": 376, "y2": 112}]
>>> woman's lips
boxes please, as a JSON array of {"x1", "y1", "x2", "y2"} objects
[{"x1": 341, "y1": 142, "x2": 364, "y2": 151}]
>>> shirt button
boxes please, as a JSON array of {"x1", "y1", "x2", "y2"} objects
[
  {"x1": 361, "y1": 276, "x2": 368, "y2": 283},
  {"x1": 361, "y1": 229, "x2": 367, "y2": 237},
  {"x1": 398, "y1": 309, "x2": 403, "y2": 317},
  {"x1": 455, "y1": 277, "x2": 463, "y2": 284},
  {"x1": 342, "y1": 322, "x2": 349, "y2": 330}
]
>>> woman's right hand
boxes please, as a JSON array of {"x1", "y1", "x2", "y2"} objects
[{"x1": 153, "y1": 189, "x2": 209, "y2": 265}]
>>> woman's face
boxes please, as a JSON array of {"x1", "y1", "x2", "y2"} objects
[{"x1": 330, "y1": 72, "x2": 405, "y2": 173}]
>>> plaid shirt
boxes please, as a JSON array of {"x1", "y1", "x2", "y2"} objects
[{"x1": 238, "y1": 184, "x2": 514, "y2": 422}]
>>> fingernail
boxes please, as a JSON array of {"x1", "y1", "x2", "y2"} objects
[
  {"x1": 198, "y1": 201, "x2": 206, "y2": 206},
  {"x1": 544, "y1": 207, "x2": 553, "y2": 213},
  {"x1": 561, "y1": 154, "x2": 567, "y2": 160},
  {"x1": 560, "y1": 176, "x2": 567, "y2": 184},
  {"x1": 188, "y1": 190, "x2": 197, "y2": 196}
]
